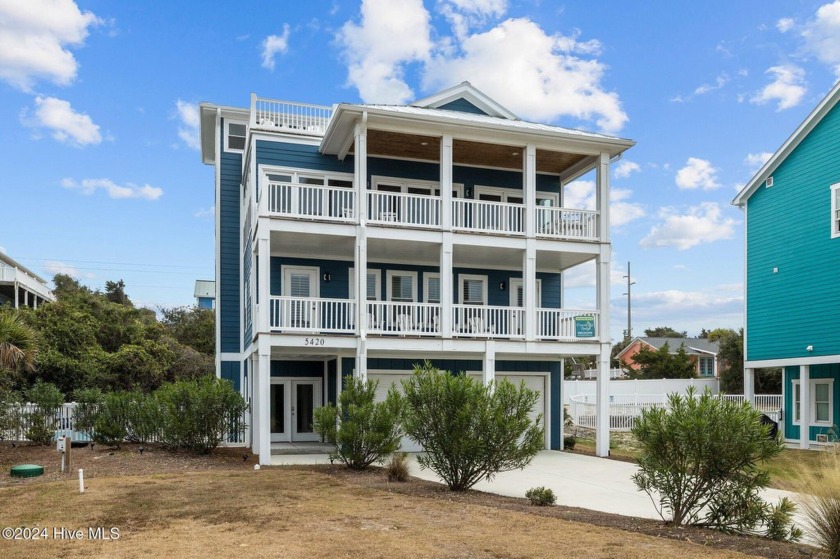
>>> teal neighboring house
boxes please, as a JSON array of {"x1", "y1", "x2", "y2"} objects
[{"x1": 733, "y1": 80, "x2": 840, "y2": 449}]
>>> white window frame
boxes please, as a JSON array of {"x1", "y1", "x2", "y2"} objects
[
  {"x1": 792, "y1": 378, "x2": 834, "y2": 426},
  {"x1": 509, "y1": 278, "x2": 542, "y2": 308},
  {"x1": 371, "y1": 175, "x2": 463, "y2": 198},
  {"x1": 424, "y1": 273, "x2": 441, "y2": 303},
  {"x1": 224, "y1": 120, "x2": 247, "y2": 154},
  {"x1": 349, "y1": 268, "x2": 381, "y2": 301},
  {"x1": 280, "y1": 265, "x2": 320, "y2": 298},
  {"x1": 260, "y1": 166, "x2": 355, "y2": 188},
  {"x1": 474, "y1": 185, "x2": 559, "y2": 206},
  {"x1": 386, "y1": 270, "x2": 418, "y2": 302},
  {"x1": 459, "y1": 274, "x2": 488, "y2": 305},
  {"x1": 831, "y1": 183, "x2": 840, "y2": 238}
]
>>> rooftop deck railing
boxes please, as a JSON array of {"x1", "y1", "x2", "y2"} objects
[{"x1": 250, "y1": 95, "x2": 333, "y2": 136}]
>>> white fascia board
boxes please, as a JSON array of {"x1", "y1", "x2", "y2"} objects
[
  {"x1": 200, "y1": 104, "x2": 249, "y2": 165},
  {"x1": 733, "y1": 80, "x2": 840, "y2": 207},
  {"x1": 411, "y1": 81, "x2": 519, "y2": 120},
  {"x1": 746, "y1": 354, "x2": 840, "y2": 368}
]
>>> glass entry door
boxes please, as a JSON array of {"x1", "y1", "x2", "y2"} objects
[{"x1": 270, "y1": 379, "x2": 322, "y2": 442}]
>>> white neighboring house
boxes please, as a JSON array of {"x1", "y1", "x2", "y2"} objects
[
  {"x1": 194, "y1": 279, "x2": 215, "y2": 309},
  {"x1": 198, "y1": 82, "x2": 634, "y2": 465},
  {"x1": 0, "y1": 252, "x2": 54, "y2": 309}
]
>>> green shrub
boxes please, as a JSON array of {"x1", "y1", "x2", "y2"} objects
[
  {"x1": 401, "y1": 362, "x2": 544, "y2": 491},
  {"x1": 386, "y1": 452, "x2": 410, "y2": 482},
  {"x1": 156, "y1": 376, "x2": 247, "y2": 454},
  {"x1": 632, "y1": 387, "x2": 798, "y2": 540},
  {"x1": 72, "y1": 387, "x2": 103, "y2": 437},
  {"x1": 797, "y1": 446, "x2": 840, "y2": 556},
  {"x1": 563, "y1": 435, "x2": 576, "y2": 449},
  {"x1": 313, "y1": 375, "x2": 403, "y2": 470},
  {"x1": 525, "y1": 486, "x2": 556, "y2": 506},
  {"x1": 25, "y1": 382, "x2": 64, "y2": 445},
  {"x1": 93, "y1": 392, "x2": 130, "y2": 448},
  {"x1": 125, "y1": 391, "x2": 163, "y2": 443}
]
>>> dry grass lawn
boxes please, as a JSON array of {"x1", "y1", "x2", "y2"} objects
[{"x1": 1, "y1": 467, "x2": 765, "y2": 559}]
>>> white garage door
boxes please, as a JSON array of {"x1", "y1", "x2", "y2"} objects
[
  {"x1": 369, "y1": 373, "x2": 422, "y2": 452},
  {"x1": 497, "y1": 375, "x2": 547, "y2": 438}
]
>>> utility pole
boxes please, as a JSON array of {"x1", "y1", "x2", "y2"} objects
[{"x1": 622, "y1": 261, "x2": 635, "y2": 341}]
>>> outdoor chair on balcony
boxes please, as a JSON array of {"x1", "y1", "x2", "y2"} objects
[
  {"x1": 468, "y1": 316, "x2": 495, "y2": 336},
  {"x1": 396, "y1": 313, "x2": 413, "y2": 336}
]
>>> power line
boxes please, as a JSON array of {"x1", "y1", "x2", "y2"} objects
[{"x1": 17, "y1": 256, "x2": 209, "y2": 271}]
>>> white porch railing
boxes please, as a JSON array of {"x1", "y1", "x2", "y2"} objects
[
  {"x1": 536, "y1": 207, "x2": 598, "y2": 240},
  {"x1": 536, "y1": 309, "x2": 599, "y2": 341},
  {"x1": 366, "y1": 302, "x2": 441, "y2": 336},
  {"x1": 452, "y1": 199, "x2": 525, "y2": 235},
  {"x1": 367, "y1": 191, "x2": 441, "y2": 228},
  {"x1": 266, "y1": 182, "x2": 355, "y2": 222},
  {"x1": 270, "y1": 297, "x2": 356, "y2": 333},
  {"x1": 452, "y1": 305, "x2": 525, "y2": 338},
  {"x1": 721, "y1": 394, "x2": 783, "y2": 412},
  {"x1": 251, "y1": 96, "x2": 333, "y2": 136}
]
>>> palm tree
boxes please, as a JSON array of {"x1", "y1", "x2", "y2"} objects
[{"x1": 0, "y1": 311, "x2": 37, "y2": 372}]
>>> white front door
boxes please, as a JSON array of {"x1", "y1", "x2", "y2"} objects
[
  {"x1": 270, "y1": 378, "x2": 323, "y2": 443},
  {"x1": 282, "y1": 267, "x2": 319, "y2": 329}
]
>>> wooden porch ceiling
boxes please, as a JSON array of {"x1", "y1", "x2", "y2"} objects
[{"x1": 356, "y1": 130, "x2": 589, "y2": 175}]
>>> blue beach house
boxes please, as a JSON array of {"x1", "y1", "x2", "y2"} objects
[
  {"x1": 733, "y1": 81, "x2": 840, "y2": 448},
  {"x1": 198, "y1": 82, "x2": 633, "y2": 464}
]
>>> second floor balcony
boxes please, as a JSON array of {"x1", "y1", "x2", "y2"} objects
[
  {"x1": 260, "y1": 180, "x2": 598, "y2": 241},
  {"x1": 266, "y1": 296, "x2": 599, "y2": 342}
]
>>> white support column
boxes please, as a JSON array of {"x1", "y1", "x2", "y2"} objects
[
  {"x1": 356, "y1": 339, "x2": 367, "y2": 382},
  {"x1": 13, "y1": 281, "x2": 19, "y2": 308},
  {"x1": 595, "y1": 249, "x2": 612, "y2": 457},
  {"x1": 523, "y1": 243, "x2": 537, "y2": 341},
  {"x1": 355, "y1": 228, "x2": 368, "y2": 337},
  {"x1": 800, "y1": 365, "x2": 810, "y2": 450},
  {"x1": 440, "y1": 234, "x2": 453, "y2": 337},
  {"x1": 743, "y1": 367, "x2": 755, "y2": 404},
  {"x1": 257, "y1": 233, "x2": 270, "y2": 333},
  {"x1": 483, "y1": 340, "x2": 496, "y2": 388},
  {"x1": 354, "y1": 116, "x2": 368, "y2": 226},
  {"x1": 257, "y1": 343, "x2": 271, "y2": 465},
  {"x1": 524, "y1": 144, "x2": 537, "y2": 238},
  {"x1": 440, "y1": 134, "x2": 453, "y2": 230},
  {"x1": 596, "y1": 152, "x2": 610, "y2": 241}
]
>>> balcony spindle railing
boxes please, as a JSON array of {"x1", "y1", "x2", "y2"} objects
[
  {"x1": 452, "y1": 199, "x2": 525, "y2": 235},
  {"x1": 452, "y1": 305, "x2": 525, "y2": 338},
  {"x1": 366, "y1": 302, "x2": 441, "y2": 336},
  {"x1": 536, "y1": 309, "x2": 600, "y2": 341},
  {"x1": 251, "y1": 97, "x2": 333, "y2": 136},
  {"x1": 269, "y1": 297, "x2": 356, "y2": 334},
  {"x1": 535, "y1": 207, "x2": 598, "y2": 240},
  {"x1": 266, "y1": 182, "x2": 355, "y2": 222},
  {"x1": 367, "y1": 191, "x2": 441, "y2": 228}
]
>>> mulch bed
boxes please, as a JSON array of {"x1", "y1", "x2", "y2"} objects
[{"x1": 0, "y1": 442, "x2": 826, "y2": 558}]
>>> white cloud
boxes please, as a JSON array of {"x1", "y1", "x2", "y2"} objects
[
  {"x1": 175, "y1": 99, "x2": 200, "y2": 150},
  {"x1": 562, "y1": 260, "x2": 627, "y2": 289},
  {"x1": 439, "y1": 0, "x2": 508, "y2": 39},
  {"x1": 802, "y1": 0, "x2": 840, "y2": 76},
  {"x1": 777, "y1": 17, "x2": 796, "y2": 33},
  {"x1": 563, "y1": 180, "x2": 644, "y2": 227},
  {"x1": 675, "y1": 157, "x2": 720, "y2": 190},
  {"x1": 61, "y1": 178, "x2": 163, "y2": 200},
  {"x1": 261, "y1": 24, "x2": 290, "y2": 70},
  {"x1": 194, "y1": 206, "x2": 215, "y2": 219},
  {"x1": 44, "y1": 260, "x2": 92, "y2": 279},
  {"x1": 614, "y1": 160, "x2": 640, "y2": 179},
  {"x1": 22, "y1": 96, "x2": 101, "y2": 147},
  {"x1": 694, "y1": 73, "x2": 729, "y2": 95},
  {"x1": 423, "y1": 18, "x2": 626, "y2": 133},
  {"x1": 640, "y1": 202, "x2": 736, "y2": 250},
  {"x1": 0, "y1": 246, "x2": 6, "y2": 254},
  {"x1": 750, "y1": 65, "x2": 807, "y2": 110},
  {"x1": 337, "y1": 0, "x2": 432, "y2": 103},
  {"x1": 626, "y1": 289, "x2": 743, "y2": 335},
  {"x1": 0, "y1": 0, "x2": 100, "y2": 91},
  {"x1": 744, "y1": 152, "x2": 773, "y2": 171}
]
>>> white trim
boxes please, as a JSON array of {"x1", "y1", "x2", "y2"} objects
[
  {"x1": 473, "y1": 184, "x2": 559, "y2": 207},
  {"x1": 371, "y1": 175, "x2": 464, "y2": 198},
  {"x1": 259, "y1": 165, "x2": 355, "y2": 185},
  {"x1": 424, "y1": 272, "x2": 441, "y2": 303},
  {"x1": 792, "y1": 378, "x2": 834, "y2": 426},
  {"x1": 831, "y1": 183, "x2": 840, "y2": 239},
  {"x1": 385, "y1": 270, "x2": 418, "y2": 302},
  {"x1": 509, "y1": 278, "x2": 542, "y2": 307},
  {"x1": 458, "y1": 273, "x2": 488, "y2": 305},
  {"x1": 745, "y1": 354, "x2": 840, "y2": 368},
  {"x1": 411, "y1": 81, "x2": 519, "y2": 120},
  {"x1": 224, "y1": 119, "x2": 247, "y2": 154},
  {"x1": 349, "y1": 267, "x2": 382, "y2": 301}
]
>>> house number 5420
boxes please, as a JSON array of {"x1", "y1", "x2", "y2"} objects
[{"x1": 304, "y1": 338, "x2": 325, "y2": 346}]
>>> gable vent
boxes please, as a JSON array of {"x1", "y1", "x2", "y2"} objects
[{"x1": 766, "y1": 176, "x2": 774, "y2": 188}]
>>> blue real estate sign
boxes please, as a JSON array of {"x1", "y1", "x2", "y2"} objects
[{"x1": 574, "y1": 315, "x2": 595, "y2": 338}]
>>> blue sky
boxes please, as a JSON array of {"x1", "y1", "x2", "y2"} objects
[{"x1": 1, "y1": 0, "x2": 839, "y2": 342}]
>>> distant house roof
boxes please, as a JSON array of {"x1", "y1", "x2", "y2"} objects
[
  {"x1": 194, "y1": 280, "x2": 215, "y2": 299},
  {"x1": 616, "y1": 337, "x2": 720, "y2": 361},
  {"x1": 733, "y1": 80, "x2": 840, "y2": 206},
  {"x1": 0, "y1": 251, "x2": 48, "y2": 284}
]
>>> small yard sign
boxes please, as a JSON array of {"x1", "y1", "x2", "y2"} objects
[{"x1": 574, "y1": 315, "x2": 595, "y2": 338}]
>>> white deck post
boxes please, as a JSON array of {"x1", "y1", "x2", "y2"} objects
[
  {"x1": 440, "y1": 134, "x2": 453, "y2": 230},
  {"x1": 483, "y1": 340, "x2": 496, "y2": 388},
  {"x1": 440, "y1": 234, "x2": 453, "y2": 338},
  {"x1": 523, "y1": 244, "x2": 537, "y2": 341},
  {"x1": 356, "y1": 339, "x2": 367, "y2": 382},
  {"x1": 743, "y1": 367, "x2": 755, "y2": 404},
  {"x1": 257, "y1": 235, "x2": 270, "y2": 332},
  {"x1": 257, "y1": 343, "x2": 271, "y2": 465},
  {"x1": 524, "y1": 144, "x2": 536, "y2": 238},
  {"x1": 594, "y1": 151, "x2": 611, "y2": 458},
  {"x1": 800, "y1": 365, "x2": 810, "y2": 450},
  {"x1": 355, "y1": 117, "x2": 368, "y2": 226}
]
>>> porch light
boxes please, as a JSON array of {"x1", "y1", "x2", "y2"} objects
[
  {"x1": 499, "y1": 281, "x2": 506, "y2": 291},
  {"x1": 323, "y1": 272, "x2": 331, "y2": 282}
]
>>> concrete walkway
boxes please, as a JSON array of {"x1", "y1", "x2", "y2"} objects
[{"x1": 272, "y1": 450, "x2": 815, "y2": 545}]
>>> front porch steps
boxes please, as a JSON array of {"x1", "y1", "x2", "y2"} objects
[{"x1": 270, "y1": 442, "x2": 334, "y2": 455}]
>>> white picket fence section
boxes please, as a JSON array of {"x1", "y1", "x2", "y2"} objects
[{"x1": 569, "y1": 392, "x2": 783, "y2": 432}]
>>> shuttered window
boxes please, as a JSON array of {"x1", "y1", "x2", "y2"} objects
[
  {"x1": 390, "y1": 274, "x2": 414, "y2": 302},
  {"x1": 460, "y1": 276, "x2": 486, "y2": 305},
  {"x1": 426, "y1": 275, "x2": 440, "y2": 303}
]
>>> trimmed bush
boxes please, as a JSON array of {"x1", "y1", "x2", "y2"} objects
[
  {"x1": 401, "y1": 362, "x2": 544, "y2": 491},
  {"x1": 386, "y1": 452, "x2": 410, "y2": 482},
  {"x1": 525, "y1": 486, "x2": 556, "y2": 506},
  {"x1": 632, "y1": 387, "x2": 799, "y2": 540},
  {"x1": 25, "y1": 382, "x2": 64, "y2": 445},
  {"x1": 563, "y1": 435, "x2": 576, "y2": 449},
  {"x1": 313, "y1": 375, "x2": 404, "y2": 470},
  {"x1": 72, "y1": 387, "x2": 103, "y2": 438}
]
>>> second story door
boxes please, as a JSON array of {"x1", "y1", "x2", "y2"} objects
[{"x1": 282, "y1": 266, "x2": 319, "y2": 329}]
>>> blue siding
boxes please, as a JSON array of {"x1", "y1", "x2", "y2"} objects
[
  {"x1": 327, "y1": 359, "x2": 337, "y2": 405},
  {"x1": 271, "y1": 360, "x2": 324, "y2": 377},
  {"x1": 220, "y1": 361, "x2": 241, "y2": 392},
  {"x1": 256, "y1": 140, "x2": 354, "y2": 174},
  {"x1": 438, "y1": 98, "x2": 489, "y2": 115},
  {"x1": 783, "y1": 364, "x2": 840, "y2": 441},
  {"x1": 219, "y1": 148, "x2": 241, "y2": 353},
  {"x1": 746, "y1": 103, "x2": 840, "y2": 361},
  {"x1": 197, "y1": 297, "x2": 213, "y2": 309}
]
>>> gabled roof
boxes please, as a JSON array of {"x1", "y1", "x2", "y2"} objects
[
  {"x1": 412, "y1": 81, "x2": 519, "y2": 120},
  {"x1": 616, "y1": 337, "x2": 720, "y2": 360},
  {"x1": 733, "y1": 80, "x2": 840, "y2": 206}
]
